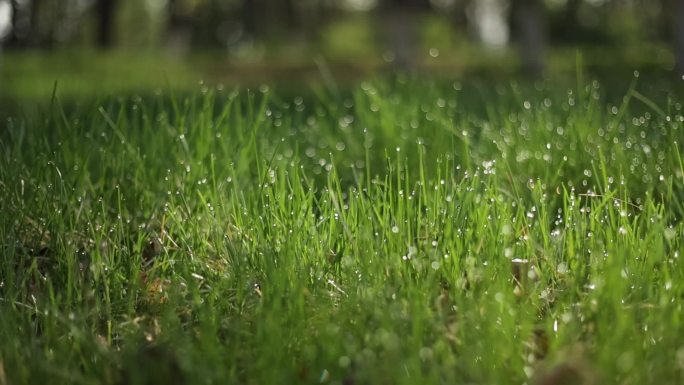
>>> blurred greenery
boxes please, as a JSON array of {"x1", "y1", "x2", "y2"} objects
[
  {"x1": 0, "y1": 43, "x2": 676, "y2": 106},
  {"x1": 0, "y1": 0, "x2": 681, "y2": 87}
]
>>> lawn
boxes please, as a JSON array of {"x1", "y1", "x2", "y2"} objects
[{"x1": 1, "y1": 74, "x2": 683, "y2": 384}]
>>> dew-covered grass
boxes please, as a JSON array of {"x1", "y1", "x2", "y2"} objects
[{"x1": 1, "y1": 76, "x2": 684, "y2": 384}]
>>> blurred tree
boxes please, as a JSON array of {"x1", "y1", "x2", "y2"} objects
[
  {"x1": 511, "y1": 0, "x2": 545, "y2": 76},
  {"x1": 668, "y1": 0, "x2": 684, "y2": 75},
  {"x1": 242, "y1": 0, "x2": 260, "y2": 37},
  {"x1": 7, "y1": 0, "x2": 15, "y2": 37},
  {"x1": 469, "y1": 0, "x2": 509, "y2": 47},
  {"x1": 452, "y1": 0, "x2": 471, "y2": 32},
  {"x1": 248, "y1": 0, "x2": 301, "y2": 38},
  {"x1": 188, "y1": 0, "x2": 225, "y2": 47},
  {"x1": 5, "y1": 0, "x2": 43, "y2": 47},
  {"x1": 546, "y1": 0, "x2": 588, "y2": 44},
  {"x1": 380, "y1": 0, "x2": 432, "y2": 70},
  {"x1": 0, "y1": 0, "x2": 11, "y2": 43},
  {"x1": 166, "y1": 0, "x2": 193, "y2": 54},
  {"x1": 27, "y1": 0, "x2": 41, "y2": 44},
  {"x1": 283, "y1": 0, "x2": 299, "y2": 29},
  {"x1": 299, "y1": 0, "x2": 328, "y2": 43},
  {"x1": 95, "y1": 0, "x2": 118, "y2": 47},
  {"x1": 0, "y1": 0, "x2": 676, "y2": 78},
  {"x1": 7, "y1": 0, "x2": 20, "y2": 46}
]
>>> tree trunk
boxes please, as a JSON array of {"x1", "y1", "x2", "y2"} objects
[
  {"x1": 452, "y1": 0, "x2": 471, "y2": 31},
  {"x1": 565, "y1": 0, "x2": 581, "y2": 20},
  {"x1": 386, "y1": 0, "x2": 431, "y2": 8},
  {"x1": 283, "y1": 0, "x2": 297, "y2": 29},
  {"x1": 243, "y1": 0, "x2": 265, "y2": 37},
  {"x1": 29, "y1": 0, "x2": 40, "y2": 44},
  {"x1": 6, "y1": 0, "x2": 19, "y2": 45},
  {"x1": 672, "y1": 0, "x2": 684, "y2": 76},
  {"x1": 165, "y1": 0, "x2": 191, "y2": 54},
  {"x1": 512, "y1": 0, "x2": 545, "y2": 76},
  {"x1": 167, "y1": 0, "x2": 179, "y2": 28},
  {"x1": 380, "y1": 0, "x2": 431, "y2": 71},
  {"x1": 96, "y1": 0, "x2": 117, "y2": 47}
]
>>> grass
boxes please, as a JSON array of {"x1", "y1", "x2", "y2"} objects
[
  {"x1": 1, "y1": 75, "x2": 684, "y2": 385},
  {"x1": 0, "y1": 50, "x2": 201, "y2": 102},
  {"x1": 1, "y1": 41, "x2": 676, "y2": 105}
]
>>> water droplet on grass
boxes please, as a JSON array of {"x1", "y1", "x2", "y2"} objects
[
  {"x1": 676, "y1": 347, "x2": 684, "y2": 369},
  {"x1": 664, "y1": 228, "x2": 676, "y2": 241},
  {"x1": 419, "y1": 347, "x2": 434, "y2": 361},
  {"x1": 319, "y1": 369, "x2": 330, "y2": 382},
  {"x1": 561, "y1": 312, "x2": 573, "y2": 324},
  {"x1": 523, "y1": 366, "x2": 534, "y2": 378},
  {"x1": 338, "y1": 356, "x2": 351, "y2": 368},
  {"x1": 617, "y1": 351, "x2": 635, "y2": 372}
]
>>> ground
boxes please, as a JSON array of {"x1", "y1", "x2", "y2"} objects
[{"x1": 0, "y1": 74, "x2": 683, "y2": 384}]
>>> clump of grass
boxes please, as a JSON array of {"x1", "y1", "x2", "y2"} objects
[{"x1": 0, "y1": 77, "x2": 683, "y2": 384}]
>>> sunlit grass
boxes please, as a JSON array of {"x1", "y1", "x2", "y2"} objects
[{"x1": 1, "y1": 76, "x2": 683, "y2": 384}]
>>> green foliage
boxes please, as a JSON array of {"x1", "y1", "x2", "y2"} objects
[
  {"x1": 319, "y1": 15, "x2": 380, "y2": 60},
  {"x1": 1, "y1": 77, "x2": 684, "y2": 384}
]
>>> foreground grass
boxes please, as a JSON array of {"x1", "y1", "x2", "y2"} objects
[{"x1": 1, "y1": 77, "x2": 683, "y2": 384}]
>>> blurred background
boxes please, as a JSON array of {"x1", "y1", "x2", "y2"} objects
[{"x1": 0, "y1": 0, "x2": 682, "y2": 100}]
